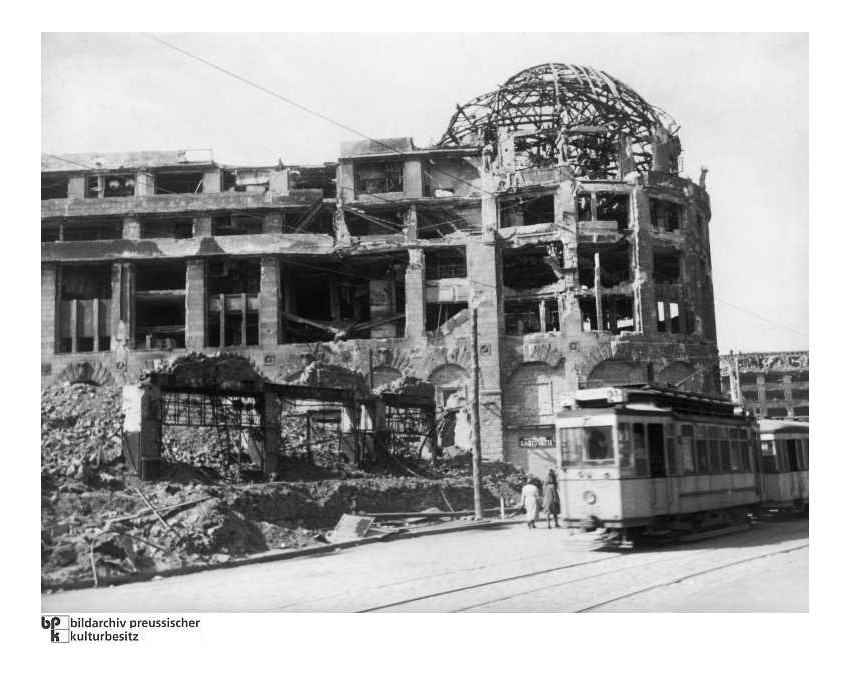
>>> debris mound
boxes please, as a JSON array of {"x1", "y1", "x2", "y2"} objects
[
  {"x1": 41, "y1": 382, "x2": 527, "y2": 591},
  {"x1": 41, "y1": 382, "x2": 124, "y2": 487}
]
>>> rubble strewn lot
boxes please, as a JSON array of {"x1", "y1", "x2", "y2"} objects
[{"x1": 42, "y1": 383, "x2": 525, "y2": 590}]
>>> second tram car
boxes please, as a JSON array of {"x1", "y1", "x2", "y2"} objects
[
  {"x1": 758, "y1": 419, "x2": 809, "y2": 512},
  {"x1": 557, "y1": 385, "x2": 761, "y2": 544}
]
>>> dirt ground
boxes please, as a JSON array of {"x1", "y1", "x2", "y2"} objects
[{"x1": 41, "y1": 382, "x2": 526, "y2": 589}]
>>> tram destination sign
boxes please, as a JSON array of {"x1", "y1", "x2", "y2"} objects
[{"x1": 519, "y1": 435, "x2": 555, "y2": 448}]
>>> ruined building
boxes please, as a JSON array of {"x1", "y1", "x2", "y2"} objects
[
  {"x1": 720, "y1": 351, "x2": 809, "y2": 421},
  {"x1": 41, "y1": 63, "x2": 719, "y2": 477}
]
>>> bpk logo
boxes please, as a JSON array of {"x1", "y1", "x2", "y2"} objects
[{"x1": 41, "y1": 615, "x2": 70, "y2": 643}]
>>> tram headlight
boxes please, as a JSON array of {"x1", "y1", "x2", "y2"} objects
[{"x1": 583, "y1": 490, "x2": 597, "y2": 505}]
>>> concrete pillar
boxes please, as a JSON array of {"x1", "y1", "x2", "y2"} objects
[
  {"x1": 123, "y1": 215, "x2": 142, "y2": 240},
  {"x1": 185, "y1": 259, "x2": 206, "y2": 349},
  {"x1": 466, "y1": 238, "x2": 505, "y2": 461},
  {"x1": 403, "y1": 159, "x2": 423, "y2": 198},
  {"x1": 135, "y1": 172, "x2": 155, "y2": 196},
  {"x1": 193, "y1": 216, "x2": 213, "y2": 238},
  {"x1": 67, "y1": 176, "x2": 86, "y2": 199},
  {"x1": 259, "y1": 256, "x2": 280, "y2": 347},
  {"x1": 633, "y1": 189, "x2": 655, "y2": 335},
  {"x1": 262, "y1": 212, "x2": 284, "y2": 234},
  {"x1": 41, "y1": 264, "x2": 57, "y2": 366},
  {"x1": 404, "y1": 205, "x2": 418, "y2": 242},
  {"x1": 405, "y1": 247, "x2": 426, "y2": 338},
  {"x1": 482, "y1": 187, "x2": 499, "y2": 233},
  {"x1": 122, "y1": 383, "x2": 162, "y2": 480},
  {"x1": 262, "y1": 392, "x2": 281, "y2": 478},
  {"x1": 110, "y1": 263, "x2": 134, "y2": 351},
  {"x1": 337, "y1": 162, "x2": 356, "y2": 202},
  {"x1": 594, "y1": 252, "x2": 603, "y2": 331},
  {"x1": 333, "y1": 205, "x2": 351, "y2": 246},
  {"x1": 203, "y1": 170, "x2": 222, "y2": 194},
  {"x1": 497, "y1": 127, "x2": 516, "y2": 172}
]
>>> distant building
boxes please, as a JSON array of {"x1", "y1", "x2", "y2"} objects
[{"x1": 720, "y1": 351, "x2": 809, "y2": 420}]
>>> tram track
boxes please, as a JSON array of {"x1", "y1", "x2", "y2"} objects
[
  {"x1": 574, "y1": 543, "x2": 809, "y2": 612},
  {"x1": 356, "y1": 553, "x2": 624, "y2": 612},
  {"x1": 357, "y1": 539, "x2": 808, "y2": 613}
]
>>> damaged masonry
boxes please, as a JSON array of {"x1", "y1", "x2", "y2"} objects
[{"x1": 42, "y1": 63, "x2": 720, "y2": 481}]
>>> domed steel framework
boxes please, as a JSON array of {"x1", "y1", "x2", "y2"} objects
[{"x1": 439, "y1": 63, "x2": 678, "y2": 177}]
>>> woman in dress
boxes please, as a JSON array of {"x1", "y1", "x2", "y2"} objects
[
  {"x1": 520, "y1": 477, "x2": 540, "y2": 529},
  {"x1": 541, "y1": 469, "x2": 561, "y2": 529}
]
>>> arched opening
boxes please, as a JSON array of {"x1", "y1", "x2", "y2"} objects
[
  {"x1": 584, "y1": 359, "x2": 643, "y2": 389},
  {"x1": 370, "y1": 365, "x2": 403, "y2": 390}
]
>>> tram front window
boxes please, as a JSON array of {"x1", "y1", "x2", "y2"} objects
[
  {"x1": 560, "y1": 426, "x2": 615, "y2": 467},
  {"x1": 586, "y1": 427, "x2": 614, "y2": 463}
]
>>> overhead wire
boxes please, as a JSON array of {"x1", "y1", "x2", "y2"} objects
[
  {"x1": 142, "y1": 33, "x2": 495, "y2": 200},
  {"x1": 714, "y1": 297, "x2": 807, "y2": 338},
  {"x1": 46, "y1": 39, "x2": 805, "y2": 342}
]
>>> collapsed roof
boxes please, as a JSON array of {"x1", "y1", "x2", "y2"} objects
[{"x1": 439, "y1": 63, "x2": 678, "y2": 175}]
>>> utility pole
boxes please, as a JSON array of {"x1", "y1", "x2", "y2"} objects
[{"x1": 470, "y1": 306, "x2": 483, "y2": 520}]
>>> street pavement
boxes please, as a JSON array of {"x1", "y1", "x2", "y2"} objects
[{"x1": 42, "y1": 517, "x2": 808, "y2": 613}]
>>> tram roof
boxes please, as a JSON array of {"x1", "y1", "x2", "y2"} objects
[
  {"x1": 757, "y1": 419, "x2": 810, "y2": 434},
  {"x1": 562, "y1": 383, "x2": 741, "y2": 418}
]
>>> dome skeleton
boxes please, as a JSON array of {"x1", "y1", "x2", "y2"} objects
[{"x1": 440, "y1": 63, "x2": 679, "y2": 177}]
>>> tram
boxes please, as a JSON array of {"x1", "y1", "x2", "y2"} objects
[
  {"x1": 556, "y1": 385, "x2": 761, "y2": 544},
  {"x1": 758, "y1": 419, "x2": 809, "y2": 513}
]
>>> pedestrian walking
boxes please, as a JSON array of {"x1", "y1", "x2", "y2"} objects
[
  {"x1": 542, "y1": 469, "x2": 561, "y2": 529},
  {"x1": 521, "y1": 477, "x2": 540, "y2": 529}
]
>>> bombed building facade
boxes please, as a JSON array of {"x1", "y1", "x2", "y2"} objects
[
  {"x1": 41, "y1": 63, "x2": 720, "y2": 477},
  {"x1": 720, "y1": 351, "x2": 809, "y2": 421}
]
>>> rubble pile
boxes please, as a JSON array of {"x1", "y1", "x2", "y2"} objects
[
  {"x1": 41, "y1": 383, "x2": 527, "y2": 590},
  {"x1": 41, "y1": 383, "x2": 124, "y2": 487}
]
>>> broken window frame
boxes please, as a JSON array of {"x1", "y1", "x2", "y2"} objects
[
  {"x1": 141, "y1": 216, "x2": 194, "y2": 239},
  {"x1": 41, "y1": 220, "x2": 63, "y2": 242},
  {"x1": 579, "y1": 295, "x2": 634, "y2": 334},
  {"x1": 652, "y1": 248, "x2": 681, "y2": 283},
  {"x1": 354, "y1": 161, "x2": 404, "y2": 196},
  {"x1": 212, "y1": 212, "x2": 264, "y2": 236},
  {"x1": 426, "y1": 302, "x2": 468, "y2": 334},
  {"x1": 656, "y1": 299, "x2": 694, "y2": 335},
  {"x1": 86, "y1": 174, "x2": 136, "y2": 199},
  {"x1": 649, "y1": 198, "x2": 684, "y2": 233},
  {"x1": 425, "y1": 247, "x2": 467, "y2": 280},
  {"x1": 280, "y1": 257, "x2": 406, "y2": 343},
  {"x1": 343, "y1": 207, "x2": 405, "y2": 237},
  {"x1": 504, "y1": 298, "x2": 560, "y2": 335},
  {"x1": 154, "y1": 171, "x2": 205, "y2": 195},
  {"x1": 577, "y1": 243, "x2": 632, "y2": 290},
  {"x1": 134, "y1": 261, "x2": 187, "y2": 350},
  {"x1": 497, "y1": 192, "x2": 556, "y2": 228},
  {"x1": 56, "y1": 264, "x2": 112, "y2": 354},
  {"x1": 42, "y1": 174, "x2": 69, "y2": 200},
  {"x1": 61, "y1": 218, "x2": 123, "y2": 242},
  {"x1": 205, "y1": 259, "x2": 261, "y2": 349},
  {"x1": 575, "y1": 191, "x2": 632, "y2": 230}
]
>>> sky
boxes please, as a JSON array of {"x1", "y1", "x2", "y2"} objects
[{"x1": 41, "y1": 32, "x2": 809, "y2": 354}]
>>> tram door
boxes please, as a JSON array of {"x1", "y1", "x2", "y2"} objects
[
  {"x1": 786, "y1": 439, "x2": 803, "y2": 502},
  {"x1": 647, "y1": 423, "x2": 669, "y2": 514}
]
